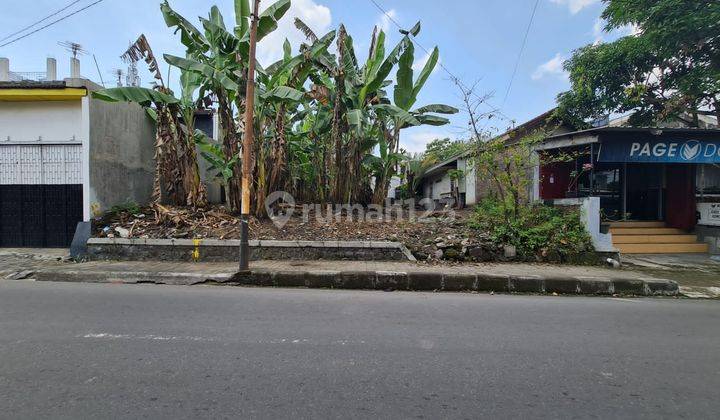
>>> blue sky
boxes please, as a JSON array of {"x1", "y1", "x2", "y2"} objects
[{"x1": 0, "y1": 0, "x2": 628, "y2": 152}]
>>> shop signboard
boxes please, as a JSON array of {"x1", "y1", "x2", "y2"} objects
[{"x1": 599, "y1": 139, "x2": 720, "y2": 163}]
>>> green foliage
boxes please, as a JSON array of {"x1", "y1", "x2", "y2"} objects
[
  {"x1": 424, "y1": 138, "x2": 469, "y2": 163},
  {"x1": 470, "y1": 198, "x2": 594, "y2": 258},
  {"x1": 195, "y1": 131, "x2": 238, "y2": 186},
  {"x1": 558, "y1": 0, "x2": 720, "y2": 125},
  {"x1": 108, "y1": 200, "x2": 143, "y2": 217},
  {"x1": 472, "y1": 132, "x2": 544, "y2": 219},
  {"x1": 118, "y1": 1, "x2": 455, "y2": 212},
  {"x1": 447, "y1": 169, "x2": 464, "y2": 181},
  {"x1": 92, "y1": 87, "x2": 180, "y2": 107}
]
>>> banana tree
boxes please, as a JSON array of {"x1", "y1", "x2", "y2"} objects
[
  {"x1": 370, "y1": 24, "x2": 459, "y2": 204},
  {"x1": 302, "y1": 23, "x2": 413, "y2": 204},
  {"x1": 92, "y1": 35, "x2": 207, "y2": 209},
  {"x1": 160, "y1": 0, "x2": 291, "y2": 213},
  {"x1": 251, "y1": 31, "x2": 336, "y2": 213}
]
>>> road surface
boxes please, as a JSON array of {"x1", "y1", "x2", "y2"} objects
[{"x1": 1, "y1": 281, "x2": 718, "y2": 419}]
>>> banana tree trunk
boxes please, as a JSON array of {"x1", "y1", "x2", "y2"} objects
[
  {"x1": 154, "y1": 107, "x2": 183, "y2": 205},
  {"x1": 176, "y1": 107, "x2": 207, "y2": 208},
  {"x1": 371, "y1": 126, "x2": 398, "y2": 205},
  {"x1": 267, "y1": 104, "x2": 287, "y2": 195},
  {"x1": 218, "y1": 94, "x2": 242, "y2": 213},
  {"x1": 330, "y1": 26, "x2": 348, "y2": 204}
]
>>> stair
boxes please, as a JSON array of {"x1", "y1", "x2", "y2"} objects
[{"x1": 609, "y1": 222, "x2": 709, "y2": 254}]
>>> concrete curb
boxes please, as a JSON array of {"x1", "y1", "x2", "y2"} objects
[
  {"x1": 33, "y1": 270, "x2": 235, "y2": 286},
  {"x1": 31, "y1": 268, "x2": 678, "y2": 296},
  {"x1": 85, "y1": 239, "x2": 417, "y2": 262}
]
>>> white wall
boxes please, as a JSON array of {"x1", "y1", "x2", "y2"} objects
[
  {"x1": 421, "y1": 164, "x2": 478, "y2": 206},
  {"x1": 465, "y1": 166, "x2": 477, "y2": 206},
  {"x1": 424, "y1": 173, "x2": 452, "y2": 200},
  {"x1": 0, "y1": 101, "x2": 83, "y2": 142},
  {"x1": 387, "y1": 176, "x2": 402, "y2": 199},
  {"x1": 554, "y1": 197, "x2": 616, "y2": 253}
]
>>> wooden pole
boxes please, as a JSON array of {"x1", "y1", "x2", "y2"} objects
[{"x1": 239, "y1": 0, "x2": 260, "y2": 272}]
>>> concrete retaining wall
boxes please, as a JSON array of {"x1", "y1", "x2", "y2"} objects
[
  {"x1": 86, "y1": 238, "x2": 417, "y2": 262},
  {"x1": 88, "y1": 98, "x2": 155, "y2": 215}
]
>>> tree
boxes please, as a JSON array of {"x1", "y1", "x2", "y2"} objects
[
  {"x1": 160, "y1": 0, "x2": 292, "y2": 213},
  {"x1": 473, "y1": 133, "x2": 543, "y2": 222},
  {"x1": 558, "y1": 0, "x2": 720, "y2": 126},
  {"x1": 93, "y1": 35, "x2": 207, "y2": 209},
  {"x1": 370, "y1": 24, "x2": 458, "y2": 204},
  {"x1": 99, "y1": 1, "x2": 455, "y2": 218},
  {"x1": 424, "y1": 138, "x2": 469, "y2": 163}
]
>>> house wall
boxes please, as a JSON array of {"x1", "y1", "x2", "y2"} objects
[
  {"x1": 0, "y1": 99, "x2": 86, "y2": 246},
  {"x1": 464, "y1": 166, "x2": 477, "y2": 205},
  {"x1": 0, "y1": 101, "x2": 82, "y2": 142},
  {"x1": 88, "y1": 98, "x2": 155, "y2": 215},
  {"x1": 422, "y1": 172, "x2": 452, "y2": 201},
  {"x1": 552, "y1": 197, "x2": 616, "y2": 253},
  {"x1": 472, "y1": 150, "x2": 532, "y2": 204},
  {"x1": 387, "y1": 176, "x2": 402, "y2": 200},
  {"x1": 419, "y1": 161, "x2": 479, "y2": 207}
]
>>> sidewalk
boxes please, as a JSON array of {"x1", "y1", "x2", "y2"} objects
[
  {"x1": 1, "y1": 249, "x2": 689, "y2": 296},
  {"x1": 622, "y1": 254, "x2": 720, "y2": 298},
  {"x1": 3, "y1": 256, "x2": 677, "y2": 296}
]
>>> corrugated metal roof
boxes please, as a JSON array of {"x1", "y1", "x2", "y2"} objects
[{"x1": 545, "y1": 126, "x2": 720, "y2": 141}]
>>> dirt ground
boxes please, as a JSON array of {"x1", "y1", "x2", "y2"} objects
[{"x1": 94, "y1": 205, "x2": 492, "y2": 263}]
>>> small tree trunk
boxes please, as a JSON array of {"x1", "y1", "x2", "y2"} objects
[{"x1": 218, "y1": 94, "x2": 242, "y2": 213}]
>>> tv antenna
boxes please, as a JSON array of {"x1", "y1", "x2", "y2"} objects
[
  {"x1": 110, "y1": 68, "x2": 125, "y2": 87},
  {"x1": 58, "y1": 41, "x2": 87, "y2": 59},
  {"x1": 126, "y1": 61, "x2": 140, "y2": 87}
]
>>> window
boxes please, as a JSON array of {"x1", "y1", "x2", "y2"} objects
[{"x1": 697, "y1": 165, "x2": 720, "y2": 196}]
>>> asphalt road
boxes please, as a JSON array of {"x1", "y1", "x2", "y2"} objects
[{"x1": 1, "y1": 281, "x2": 719, "y2": 419}]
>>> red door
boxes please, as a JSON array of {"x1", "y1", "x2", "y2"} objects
[{"x1": 665, "y1": 164, "x2": 696, "y2": 231}]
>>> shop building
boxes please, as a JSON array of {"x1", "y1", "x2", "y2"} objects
[{"x1": 536, "y1": 126, "x2": 720, "y2": 254}]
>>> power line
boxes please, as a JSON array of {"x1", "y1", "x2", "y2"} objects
[
  {"x1": 367, "y1": 0, "x2": 514, "y2": 123},
  {"x1": 501, "y1": 0, "x2": 540, "y2": 108},
  {"x1": 0, "y1": 0, "x2": 106, "y2": 49},
  {"x1": 0, "y1": 0, "x2": 84, "y2": 43}
]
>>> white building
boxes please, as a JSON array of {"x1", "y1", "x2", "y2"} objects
[
  {"x1": 416, "y1": 153, "x2": 477, "y2": 208},
  {"x1": 0, "y1": 57, "x2": 155, "y2": 247}
]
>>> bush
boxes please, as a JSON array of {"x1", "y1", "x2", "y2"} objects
[
  {"x1": 108, "y1": 200, "x2": 142, "y2": 217},
  {"x1": 469, "y1": 198, "x2": 594, "y2": 259}
]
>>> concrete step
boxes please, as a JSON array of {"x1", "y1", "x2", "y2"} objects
[
  {"x1": 616, "y1": 243, "x2": 709, "y2": 254},
  {"x1": 610, "y1": 227, "x2": 687, "y2": 235},
  {"x1": 612, "y1": 235, "x2": 699, "y2": 244},
  {"x1": 608, "y1": 221, "x2": 666, "y2": 228}
]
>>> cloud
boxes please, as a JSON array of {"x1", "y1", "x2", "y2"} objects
[
  {"x1": 377, "y1": 9, "x2": 398, "y2": 33},
  {"x1": 593, "y1": 18, "x2": 605, "y2": 44},
  {"x1": 257, "y1": 0, "x2": 332, "y2": 65},
  {"x1": 532, "y1": 53, "x2": 567, "y2": 80},
  {"x1": 549, "y1": 0, "x2": 600, "y2": 14},
  {"x1": 402, "y1": 130, "x2": 445, "y2": 154},
  {"x1": 621, "y1": 24, "x2": 642, "y2": 37},
  {"x1": 592, "y1": 18, "x2": 641, "y2": 44}
]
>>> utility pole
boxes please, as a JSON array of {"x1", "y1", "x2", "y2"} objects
[{"x1": 239, "y1": 0, "x2": 260, "y2": 272}]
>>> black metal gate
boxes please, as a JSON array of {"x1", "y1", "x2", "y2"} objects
[{"x1": 0, "y1": 185, "x2": 83, "y2": 247}]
